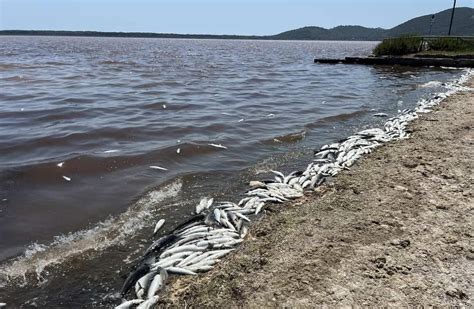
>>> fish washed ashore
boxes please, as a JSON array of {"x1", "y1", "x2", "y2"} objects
[{"x1": 157, "y1": 77, "x2": 474, "y2": 307}]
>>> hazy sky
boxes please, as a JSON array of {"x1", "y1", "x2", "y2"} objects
[{"x1": 0, "y1": 0, "x2": 472, "y2": 35}]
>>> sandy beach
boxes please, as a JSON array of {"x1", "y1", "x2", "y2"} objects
[{"x1": 158, "y1": 78, "x2": 473, "y2": 307}]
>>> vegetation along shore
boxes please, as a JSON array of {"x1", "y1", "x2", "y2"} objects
[{"x1": 156, "y1": 76, "x2": 473, "y2": 307}]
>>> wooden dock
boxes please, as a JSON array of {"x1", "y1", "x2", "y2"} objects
[{"x1": 314, "y1": 56, "x2": 474, "y2": 68}]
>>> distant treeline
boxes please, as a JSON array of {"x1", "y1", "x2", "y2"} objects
[
  {"x1": 0, "y1": 30, "x2": 265, "y2": 40},
  {"x1": 1, "y1": 7, "x2": 472, "y2": 41}
]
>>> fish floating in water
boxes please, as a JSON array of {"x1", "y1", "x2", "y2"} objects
[
  {"x1": 208, "y1": 143, "x2": 227, "y2": 149},
  {"x1": 149, "y1": 166, "x2": 168, "y2": 171},
  {"x1": 153, "y1": 219, "x2": 165, "y2": 236},
  {"x1": 115, "y1": 69, "x2": 473, "y2": 307}
]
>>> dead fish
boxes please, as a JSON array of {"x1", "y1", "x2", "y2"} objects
[
  {"x1": 160, "y1": 244, "x2": 207, "y2": 258},
  {"x1": 135, "y1": 270, "x2": 157, "y2": 299},
  {"x1": 136, "y1": 296, "x2": 159, "y2": 309},
  {"x1": 186, "y1": 265, "x2": 214, "y2": 272},
  {"x1": 146, "y1": 268, "x2": 168, "y2": 299},
  {"x1": 142, "y1": 234, "x2": 179, "y2": 260},
  {"x1": 208, "y1": 143, "x2": 227, "y2": 149},
  {"x1": 115, "y1": 299, "x2": 144, "y2": 309},
  {"x1": 153, "y1": 219, "x2": 165, "y2": 236},
  {"x1": 206, "y1": 197, "x2": 214, "y2": 209},
  {"x1": 171, "y1": 214, "x2": 205, "y2": 234},
  {"x1": 249, "y1": 180, "x2": 266, "y2": 188},
  {"x1": 120, "y1": 263, "x2": 150, "y2": 297},
  {"x1": 166, "y1": 266, "x2": 197, "y2": 275},
  {"x1": 213, "y1": 209, "x2": 221, "y2": 222},
  {"x1": 57, "y1": 162, "x2": 64, "y2": 168},
  {"x1": 62, "y1": 176, "x2": 71, "y2": 182},
  {"x1": 255, "y1": 203, "x2": 264, "y2": 215},
  {"x1": 195, "y1": 197, "x2": 209, "y2": 214},
  {"x1": 149, "y1": 165, "x2": 168, "y2": 171},
  {"x1": 270, "y1": 170, "x2": 285, "y2": 179}
]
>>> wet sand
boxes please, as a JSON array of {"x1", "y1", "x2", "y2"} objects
[{"x1": 159, "y1": 79, "x2": 473, "y2": 307}]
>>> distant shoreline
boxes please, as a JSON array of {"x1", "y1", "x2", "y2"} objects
[
  {"x1": 0, "y1": 30, "x2": 375, "y2": 41},
  {"x1": 0, "y1": 30, "x2": 272, "y2": 41}
]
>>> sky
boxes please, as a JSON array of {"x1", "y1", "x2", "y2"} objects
[{"x1": 0, "y1": 0, "x2": 472, "y2": 35}]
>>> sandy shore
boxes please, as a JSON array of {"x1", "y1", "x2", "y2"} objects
[{"x1": 159, "y1": 78, "x2": 473, "y2": 307}]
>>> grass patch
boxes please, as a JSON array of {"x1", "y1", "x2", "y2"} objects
[
  {"x1": 374, "y1": 36, "x2": 474, "y2": 57},
  {"x1": 373, "y1": 36, "x2": 423, "y2": 56},
  {"x1": 428, "y1": 37, "x2": 474, "y2": 52}
]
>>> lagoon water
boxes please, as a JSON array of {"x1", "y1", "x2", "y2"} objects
[{"x1": 0, "y1": 36, "x2": 463, "y2": 306}]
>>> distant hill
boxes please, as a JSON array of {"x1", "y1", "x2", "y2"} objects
[
  {"x1": 271, "y1": 25, "x2": 386, "y2": 41},
  {"x1": 0, "y1": 7, "x2": 472, "y2": 41},
  {"x1": 271, "y1": 7, "x2": 473, "y2": 40},
  {"x1": 387, "y1": 7, "x2": 474, "y2": 37}
]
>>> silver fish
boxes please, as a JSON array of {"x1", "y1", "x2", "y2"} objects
[
  {"x1": 146, "y1": 268, "x2": 168, "y2": 299},
  {"x1": 166, "y1": 266, "x2": 197, "y2": 275},
  {"x1": 115, "y1": 299, "x2": 144, "y2": 309},
  {"x1": 153, "y1": 219, "x2": 165, "y2": 236}
]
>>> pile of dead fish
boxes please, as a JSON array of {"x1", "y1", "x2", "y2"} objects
[{"x1": 115, "y1": 69, "x2": 472, "y2": 308}]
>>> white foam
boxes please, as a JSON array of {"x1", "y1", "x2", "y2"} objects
[
  {"x1": 0, "y1": 180, "x2": 182, "y2": 287},
  {"x1": 419, "y1": 81, "x2": 443, "y2": 88}
]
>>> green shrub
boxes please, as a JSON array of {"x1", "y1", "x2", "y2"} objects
[
  {"x1": 373, "y1": 35, "x2": 474, "y2": 56},
  {"x1": 373, "y1": 35, "x2": 423, "y2": 56},
  {"x1": 427, "y1": 37, "x2": 474, "y2": 52}
]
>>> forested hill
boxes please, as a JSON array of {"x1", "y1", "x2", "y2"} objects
[
  {"x1": 386, "y1": 7, "x2": 473, "y2": 37},
  {"x1": 271, "y1": 7, "x2": 474, "y2": 40},
  {"x1": 1, "y1": 7, "x2": 472, "y2": 41}
]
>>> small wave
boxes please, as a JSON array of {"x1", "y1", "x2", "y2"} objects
[
  {"x1": 35, "y1": 109, "x2": 93, "y2": 122},
  {"x1": 0, "y1": 93, "x2": 37, "y2": 101},
  {"x1": 132, "y1": 82, "x2": 162, "y2": 89},
  {"x1": 0, "y1": 179, "x2": 182, "y2": 287},
  {"x1": 98, "y1": 60, "x2": 138, "y2": 66},
  {"x1": 43, "y1": 61, "x2": 71, "y2": 66},
  {"x1": 237, "y1": 91, "x2": 272, "y2": 99},
  {"x1": 142, "y1": 101, "x2": 196, "y2": 111},
  {"x1": 0, "y1": 75, "x2": 27, "y2": 82},
  {"x1": 54, "y1": 98, "x2": 96, "y2": 104},
  {"x1": 263, "y1": 130, "x2": 306, "y2": 144},
  {"x1": 0, "y1": 63, "x2": 20, "y2": 70},
  {"x1": 419, "y1": 81, "x2": 443, "y2": 88},
  {"x1": 305, "y1": 110, "x2": 368, "y2": 129},
  {"x1": 0, "y1": 63, "x2": 48, "y2": 70},
  {"x1": 244, "y1": 77, "x2": 273, "y2": 84}
]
